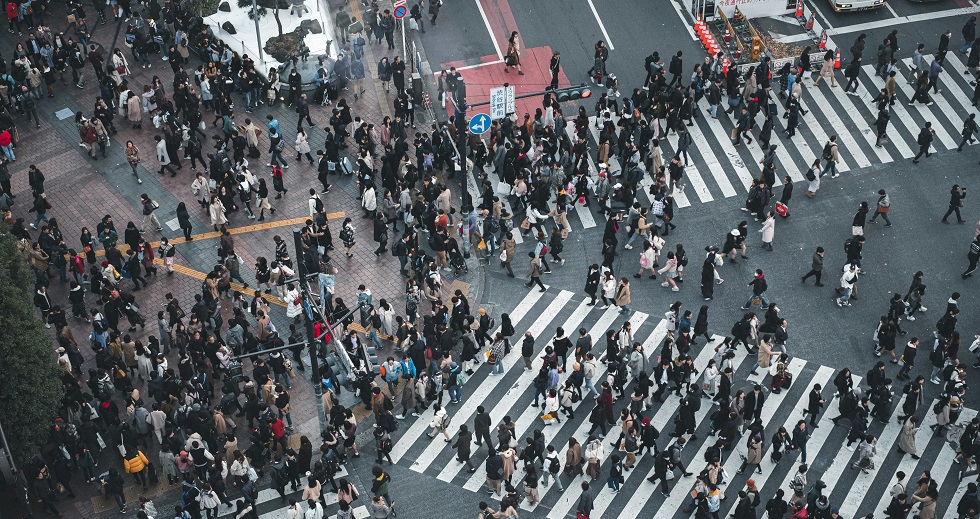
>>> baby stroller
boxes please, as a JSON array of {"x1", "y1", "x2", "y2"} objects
[{"x1": 447, "y1": 238, "x2": 468, "y2": 275}]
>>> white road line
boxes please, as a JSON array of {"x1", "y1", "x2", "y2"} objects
[
  {"x1": 441, "y1": 299, "x2": 602, "y2": 484},
  {"x1": 930, "y1": 409, "x2": 980, "y2": 518},
  {"x1": 699, "y1": 108, "x2": 756, "y2": 190},
  {"x1": 389, "y1": 289, "x2": 549, "y2": 463},
  {"x1": 510, "y1": 312, "x2": 653, "y2": 509},
  {"x1": 890, "y1": 61, "x2": 958, "y2": 150},
  {"x1": 827, "y1": 6, "x2": 980, "y2": 36},
  {"x1": 820, "y1": 76, "x2": 890, "y2": 166},
  {"x1": 557, "y1": 339, "x2": 721, "y2": 519},
  {"x1": 805, "y1": 84, "x2": 872, "y2": 169},
  {"x1": 585, "y1": 0, "x2": 616, "y2": 49},
  {"x1": 943, "y1": 410, "x2": 980, "y2": 519},
  {"x1": 757, "y1": 375, "x2": 865, "y2": 519},
  {"x1": 647, "y1": 356, "x2": 796, "y2": 519},
  {"x1": 862, "y1": 402, "x2": 940, "y2": 519},
  {"x1": 474, "y1": 0, "x2": 504, "y2": 60},
  {"x1": 472, "y1": 306, "x2": 629, "y2": 495},
  {"x1": 451, "y1": 59, "x2": 506, "y2": 72},
  {"x1": 862, "y1": 65, "x2": 918, "y2": 158},
  {"x1": 690, "y1": 101, "x2": 738, "y2": 198},
  {"x1": 825, "y1": 402, "x2": 905, "y2": 515},
  {"x1": 769, "y1": 89, "x2": 851, "y2": 174},
  {"x1": 524, "y1": 319, "x2": 672, "y2": 511},
  {"x1": 932, "y1": 52, "x2": 980, "y2": 124},
  {"x1": 410, "y1": 290, "x2": 575, "y2": 473},
  {"x1": 904, "y1": 57, "x2": 972, "y2": 146},
  {"x1": 668, "y1": 0, "x2": 698, "y2": 40},
  {"x1": 884, "y1": 1, "x2": 900, "y2": 18},
  {"x1": 724, "y1": 366, "x2": 835, "y2": 518}
]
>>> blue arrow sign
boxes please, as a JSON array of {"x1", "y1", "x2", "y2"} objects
[{"x1": 468, "y1": 113, "x2": 491, "y2": 134}]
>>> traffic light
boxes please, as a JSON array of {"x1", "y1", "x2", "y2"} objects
[{"x1": 554, "y1": 84, "x2": 592, "y2": 102}]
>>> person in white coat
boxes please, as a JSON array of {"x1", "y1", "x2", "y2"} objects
[
  {"x1": 759, "y1": 211, "x2": 775, "y2": 251},
  {"x1": 362, "y1": 184, "x2": 378, "y2": 218},
  {"x1": 600, "y1": 272, "x2": 617, "y2": 309},
  {"x1": 304, "y1": 499, "x2": 324, "y2": 519},
  {"x1": 285, "y1": 283, "x2": 302, "y2": 320},
  {"x1": 542, "y1": 389, "x2": 561, "y2": 425},
  {"x1": 295, "y1": 128, "x2": 314, "y2": 164},
  {"x1": 285, "y1": 499, "x2": 304, "y2": 519},
  {"x1": 155, "y1": 135, "x2": 176, "y2": 176}
]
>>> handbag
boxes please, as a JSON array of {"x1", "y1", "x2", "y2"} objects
[
  {"x1": 116, "y1": 65, "x2": 126, "y2": 74},
  {"x1": 665, "y1": 468, "x2": 675, "y2": 480},
  {"x1": 499, "y1": 249, "x2": 508, "y2": 262},
  {"x1": 477, "y1": 239, "x2": 487, "y2": 251}
]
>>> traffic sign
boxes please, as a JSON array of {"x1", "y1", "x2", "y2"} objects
[
  {"x1": 468, "y1": 113, "x2": 492, "y2": 134},
  {"x1": 489, "y1": 85, "x2": 515, "y2": 120},
  {"x1": 393, "y1": 4, "x2": 407, "y2": 18}
]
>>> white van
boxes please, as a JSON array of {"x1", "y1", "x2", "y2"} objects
[{"x1": 827, "y1": 0, "x2": 885, "y2": 11}]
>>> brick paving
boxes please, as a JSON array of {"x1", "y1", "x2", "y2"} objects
[{"x1": 0, "y1": 5, "x2": 478, "y2": 517}]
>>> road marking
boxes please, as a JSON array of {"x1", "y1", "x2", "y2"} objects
[
  {"x1": 884, "y1": 1, "x2": 900, "y2": 18},
  {"x1": 585, "y1": 0, "x2": 616, "y2": 49},
  {"x1": 450, "y1": 59, "x2": 506, "y2": 72},
  {"x1": 475, "y1": 0, "x2": 504, "y2": 60},
  {"x1": 668, "y1": 0, "x2": 698, "y2": 40},
  {"x1": 828, "y1": 5, "x2": 980, "y2": 36}
]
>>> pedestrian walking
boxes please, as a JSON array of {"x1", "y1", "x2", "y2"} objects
[
  {"x1": 741, "y1": 269, "x2": 770, "y2": 310},
  {"x1": 821, "y1": 136, "x2": 840, "y2": 178},
  {"x1": 758, "y1": 211, "x2": 775, "y2": 251},
  {"x1": 812, "y1": 50, "x2": 837, "y2": 87},
  {"x1": 913, "y1": 122, "x2": 936, "y2": 163},
  {"x1": 963, "y1": 235, "x2": 980, "y2": 278},
  {"x1": 874, "y1": 109, "x2": 891, "y2": 147},
  {"x1": 959, "y1": 113, "x2": 979, "y2": 151},
  {"x1": 836, "y1": 263, "x2": 859, "y2": 307},
  {"x1": 504, "y1": 32, "x2": 524, "y2": 75},
  {"x1": 869, "y1": 189, "x2": 892, "y2": 226},
  {"x1": 804, "y1": 159, "x2": 822, "y2": 198},
  {"x1": 525, "y1": 252, "x2": 546, "y2": 292},
  {"x1": 942, "y1": 184, "x2": 967, "y2": 224}
]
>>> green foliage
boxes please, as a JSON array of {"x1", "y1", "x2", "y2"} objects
[
  {"x1": 186, "y1": 0, "x2": 219, "y2": 17},
  {"x1": 0, "y1": 232, "x2": 63, "y2": 467},
  {"x1": 264, "y1": 28, "x2": 308, "y2": 61}
]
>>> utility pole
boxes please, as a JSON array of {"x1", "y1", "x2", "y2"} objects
[{"x1": 292, "y1": 229, "x2": 327, "y2": 432}]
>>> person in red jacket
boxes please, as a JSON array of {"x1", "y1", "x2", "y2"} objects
[
  {"x1": 79, "y1": 119, "x2": 98, "y2": 158},
  {"x1": 0, "y1": 128, "x2": 14, "y2": 161},
  {"x1": 6, "y1": 2, "x2": 20, "y2": 35},
  {"x1": 269, "y1": 414, "x2": 288, "y2": 454}
]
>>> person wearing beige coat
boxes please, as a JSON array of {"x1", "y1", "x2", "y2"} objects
[
  {"x1": 615, "y1": 278, "x2": 631, "y2": 314},
  {"x1": 750, "y1": 335, "x2": 775, "y2": 375},
  {"x1": 897, "y1": 416, "x2": 920, "y2": 459},
  {"x1": 911, "y1": 474, "x2": 938, "y2": 519},
  {"x1": 499, "y1": 234, "x2": 516, "y2": 277}
]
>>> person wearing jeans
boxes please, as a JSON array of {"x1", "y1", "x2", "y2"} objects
[{"x1": 741, "y1": 269, "x2": 770, "y2": 310}]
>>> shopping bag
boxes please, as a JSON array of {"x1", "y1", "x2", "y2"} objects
[{"x1": 775, "y1": 202, "x2": 788, "y2": 217}]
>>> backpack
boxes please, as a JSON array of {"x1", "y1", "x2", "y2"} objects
[
  {"x1": 549, "y1": 455, "x2": 561, "y2": 474},
  {"x1": 571, "y1": 391, "x2": 580, "y2": 403},
  {"x1": 822, "y1": 142, "x2": 833, "y2": 160}
]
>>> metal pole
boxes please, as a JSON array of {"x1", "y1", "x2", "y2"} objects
[
  {"x1": 252, "y1": 0, "x2": 265, "y2": 64},
  {"x1": 0, "y1": 416, "x2": 17, "y2": 476},
  {"x1": 292, "y1": 229, "x2": 327, "y2": 433}
]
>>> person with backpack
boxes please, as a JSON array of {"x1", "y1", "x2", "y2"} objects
[{"x1": 428, "y1": 404, "x2": 451, "y2": 442}]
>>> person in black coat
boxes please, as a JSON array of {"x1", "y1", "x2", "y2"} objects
[
  {"x1": 372, "y1": 214, "x2": 388, "y2": 256},
  {"x1": 803, "y1": 384, "x2": 825, "y2": 427},
  {"x1": 742, "y1": 385, "x2": 766, "y2": 430},
  {"x1": 176, "y1": 202, "x2": 194, "y2": 241}
]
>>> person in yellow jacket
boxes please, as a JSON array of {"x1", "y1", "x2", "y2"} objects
[{"x1": 123, "y1": 449, "x2": 150, "y2": 490}]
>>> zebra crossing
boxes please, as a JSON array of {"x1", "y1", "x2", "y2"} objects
[
  {"x1": 387, "y1": 289, "x2": 976, "y2": 519},
  {"x1": 486, "y1": 51, "x2": 980, "y2": 242},
  {"x1": 209, "y1": 465, "x2": 367, "y2": 519}
]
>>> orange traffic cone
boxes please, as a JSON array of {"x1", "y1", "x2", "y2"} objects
[
  {"x1": 834, "y1": 49, "x2": 841, "y2": 69},
  {"x1": 818, "y1": 30, "x2": 827, "y2": 50},
  {"x1": 795, "y1": 1, "x2": 803, "y2": 18},
  {"x1": 805, "y1": 13, "x2": 815, "y2": 31}
]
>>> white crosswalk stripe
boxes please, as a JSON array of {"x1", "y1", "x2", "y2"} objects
[
  {"x1": 477, "y1": 59, "x2": 977, "y2": 243},
  {"x1": 384, "y1": 289, "x2": 977, "y2": 519}
]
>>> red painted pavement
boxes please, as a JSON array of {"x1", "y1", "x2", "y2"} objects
[{"x1": 438, "y1": 46, "x2": 575, "y2": 120}]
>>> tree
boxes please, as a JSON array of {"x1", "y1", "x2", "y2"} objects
[
  {"x1": 236, "y1": 0, "x2": 289, "y2": 36},
  {"x1": 0, "y1": 231, "x2": 63, "y2": 467}
]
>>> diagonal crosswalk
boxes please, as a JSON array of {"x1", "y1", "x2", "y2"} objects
[
  {"x1": 384, "y1": 289, "x2": 977, "y2": 519},
  {"x1": 483, "y1": 59, "x2": 980, "y2": 241}
]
